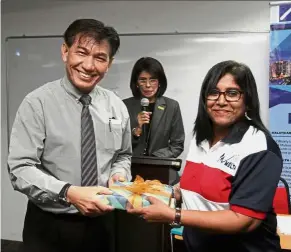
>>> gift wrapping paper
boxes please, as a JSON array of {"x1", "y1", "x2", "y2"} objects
[{"x1": 97, "y1": 181, "x2": 173, "y2": 210}]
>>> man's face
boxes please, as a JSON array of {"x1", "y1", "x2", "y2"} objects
[{"x1": 61, "y1": 35, "x2": 113, "y2": 93}]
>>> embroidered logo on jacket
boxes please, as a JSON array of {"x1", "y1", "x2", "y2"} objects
[{"x1": 217, "y1": 153, "x2": 237, "y2": 170}]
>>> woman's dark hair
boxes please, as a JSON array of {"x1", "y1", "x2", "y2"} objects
[
  {"x1": 130, "y1": 57, "x2": 167, "y2": 98},
  {"x1": 193, "y1": 60, "x2": 270, "y2": 145},
  {"x1": 64, "y1": 19, "x2": 120, "y2": 58}
]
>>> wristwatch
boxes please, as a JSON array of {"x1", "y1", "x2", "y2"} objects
[
  {"x1": 58, "y1": 183, "x2": 72, "y2": 207},
  {"x1": 132, "y1": 127, "x2": 141, "y2": 137},
  {"x1": 170, "y1": 207, "x2": 182, "y2": 228}
]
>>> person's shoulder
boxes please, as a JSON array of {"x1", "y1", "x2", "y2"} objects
[
  {"x1": 23, "y1": 78, "x2": 61, "y2": 103},
  {"x1": 122, "y1": 97, "x2": 135, "y2": 102},
  {"x1": 16, "y1": 79, "x2": 61, "y2": 115},
  {"x1": 162, "y1": 96, "x2": 180, "y2": 110},
  {"x1": 95, "y1": 86, "x2": 119, "y2": 100},
  {"x1": 163, "y1": 96, "x2": 178, "y2": 103},
  {"x1": 122, "y1": 96, "x2": 138, "y2": 106},
  {"x1": 95, "y1": 86, "x2": 129, "y2": 112},
  {"x1": 241, "y1": 126, "x2": 281, "y2": 159},
  {"x1": 264, "y1": 132, "x2": 282, "y2": 159}
]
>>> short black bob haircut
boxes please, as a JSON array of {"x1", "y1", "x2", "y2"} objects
[
  {"x1": 193, "y1": 60, "x2": 270, "y2": 146},
  {"x1": 64, "y1": 19, "x2": 120, "y2": 58},
  {"x1": 129, "y1": 57, "x2": 167, "y2": 98}
]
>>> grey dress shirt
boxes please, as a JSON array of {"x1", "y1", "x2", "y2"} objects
[{"x1": 8, "y1": 76, "x2": 132, "y2": 214}]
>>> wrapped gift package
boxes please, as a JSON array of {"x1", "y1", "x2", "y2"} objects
[{"x1": 97, "y1": 175, "x2": 174, "y2": 210}]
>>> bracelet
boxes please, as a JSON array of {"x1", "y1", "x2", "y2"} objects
[
  {"x1": 175, "y1": 198, "x2": 182, "y2": 208},
  {"x1": 170, "y1": 207, "x2": 182, "y2": 228},
  {"x1": 132, "y1": 127, "x2": 141, "y2": 137}
]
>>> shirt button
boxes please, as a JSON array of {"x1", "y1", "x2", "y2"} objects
[{"x1": 40, "y1": 194, "x2": 49, "y2": 202}]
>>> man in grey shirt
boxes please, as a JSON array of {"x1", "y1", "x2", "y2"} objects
[{"x1": 7, "y1": 19, "x2": 132, "y2": 252}]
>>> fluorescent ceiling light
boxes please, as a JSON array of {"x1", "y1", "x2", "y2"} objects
[
  {"x1": 270, "y1": 1, "x2": 291, "y2": 6},
  {"x1": 185, "y1": 35, "x2": 267, "y2": 44}
]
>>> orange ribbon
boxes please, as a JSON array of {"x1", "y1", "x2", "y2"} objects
[{"x1": 110, "y1": 175, "x2": 172, "y2": 208}]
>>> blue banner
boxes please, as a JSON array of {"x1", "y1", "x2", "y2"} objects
[
  {"x1": 279, "y1": 4, "x2": 291, "y2": 22},
  {"x1": 269, "y1": 21, "x2": 291, "y2": 188}
]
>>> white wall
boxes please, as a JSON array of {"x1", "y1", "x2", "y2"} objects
[{"x1": 1, "y1": 1, "x2": 270, "y2": 241}]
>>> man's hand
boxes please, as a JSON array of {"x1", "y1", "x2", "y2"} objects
[
  {"x1": 108, "y1": 173, "x2": 126, "y2": 187},
  {"x1": 66, "y1": 186, "x2": 114, "y2": 216}
]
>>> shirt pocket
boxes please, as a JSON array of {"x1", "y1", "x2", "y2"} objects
[{"x1": 104, "y1": 119, "x2": 122, "y2": 152}]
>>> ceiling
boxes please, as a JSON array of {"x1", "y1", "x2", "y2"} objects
[{"x1": 1, "y1": 0, "x2": 103, "y2": 14}]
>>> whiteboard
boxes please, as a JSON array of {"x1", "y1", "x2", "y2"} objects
[{"x1": 6, "y1": 33, "x2": 270, "y2": 168}]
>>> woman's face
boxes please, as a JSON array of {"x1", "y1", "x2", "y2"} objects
[
  {"x1": 206, "y1": 74, "x2": 246, "y2": 128},
  {"x1": 137, "y1": 71, "x2": 159, "y2": 102}
]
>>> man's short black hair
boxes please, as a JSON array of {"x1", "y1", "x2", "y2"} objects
[{"x1": 64, "y1": 19, "x2": 120, "y2": 58}]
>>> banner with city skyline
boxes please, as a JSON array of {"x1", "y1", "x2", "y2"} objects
[{"x1": 269, "y1": 4, "x2": 291, "y2": 191}]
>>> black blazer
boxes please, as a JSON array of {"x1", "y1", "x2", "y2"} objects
[{"x1": 123, "y1": 96, "x2": 185, "y2": 158}]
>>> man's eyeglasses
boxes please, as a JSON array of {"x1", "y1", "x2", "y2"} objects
[
  {"x1": 137, "y1": 78, "x2": 159, "y2": 86},
  {"x1": 206, "y1": 89, "x2": 243, "y2": 102}
]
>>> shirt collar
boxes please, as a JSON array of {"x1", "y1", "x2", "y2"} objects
[
  {"x1": 222, "y1": 121, "x2": 250, "y2": 144},
  {"x1": 199, "y1": 121, "x2": 250, "y2": 151},
  {"x1": 61, "y1": 75, "x2": 99, "y2": 102},
  {"x1": 200, "y1": 139, "x2": 210, "y2": 152}
]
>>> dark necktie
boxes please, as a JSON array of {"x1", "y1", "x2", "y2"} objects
[{"x1": 80, "y1": 94, "x2": 98, "y2": 186}]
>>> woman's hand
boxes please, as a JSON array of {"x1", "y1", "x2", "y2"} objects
[
  {"x1": 133, "y1": 111, "x2": 152, "y2": 136},
  {"x1": 137, "y1": 111, "x2": 152, "y2": 128},
  {"x1": 127, "y1": 196, "x2": 175, "y2": 223}
]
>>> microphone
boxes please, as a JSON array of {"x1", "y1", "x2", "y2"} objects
[
  {"x1": 141, "y1": 97, "x2": 149, "y2": 112},
  {"x1": 140, "y1": 98, "x2": 150, "y2": 155}
]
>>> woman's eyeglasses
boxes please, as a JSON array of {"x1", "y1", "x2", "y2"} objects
[
  {"x1": 137, "y1": 78, "x2": 159, "y2": 86},
  {"x1": 206, "y1": 89, "x2": 243, "y2": 102}
]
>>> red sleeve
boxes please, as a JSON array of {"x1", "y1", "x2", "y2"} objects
[{"x1": 230, "y1": 205, "x2": 266, "y2": 220}]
